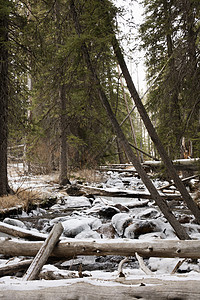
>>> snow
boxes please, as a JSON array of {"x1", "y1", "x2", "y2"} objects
[{"x1": 2, "y1": 165, "x2": 200, "y2": 291}]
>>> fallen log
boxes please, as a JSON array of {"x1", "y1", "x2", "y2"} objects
[
  {"x1": 0, "y1": 221, "x2": 47, "y2": 241},
  {"x1": 1, "y1": 238, "x2": 200, "y2": 259},
  {"x1": 79, "y1": 185, "x2": 182, "y2": 200},
  {"x1": 0, "y1": 259, "x2": 33, "y2": 277},
  {"x1": 23, "y1": 223, "x2": 63, "y2": 280},
  {"x1": 1, "y1": 278, "x2": 200, "y2": 300},
  {"x1": 143, "y1": 158, "x2": 200, "y2": 171},
  {"x1": 158, "y1": 174, "x2": 199, "y2": 191}
]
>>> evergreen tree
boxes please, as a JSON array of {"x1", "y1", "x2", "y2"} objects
[
  {"x1": 140, "y1": 0, "x2": 200, "y2": 159},
  {"x1": 0, "y1": 0, "x2": 9, "y2": 196}
]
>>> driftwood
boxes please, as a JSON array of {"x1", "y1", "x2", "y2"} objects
[
  {"x1": 1, "y1": 279, "x2": 200, "y2": 300},
  {"x1": 0, "y1": 259, "x2": 33, "y2": 276},
  {"x1": 0, "y1": 221, "x2": 47, "y2": 241},
  {"x1": 135, "y1": 252, "x2": 153, "y2": 275},
  {"x1": 1, "y1": 238, "x2": 200, "y2": 259},
  {"x1": 23, "y1": 223, "x2": 63, "y2": 281}
]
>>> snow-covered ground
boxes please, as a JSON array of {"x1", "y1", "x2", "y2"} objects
[{"x1": 1, "y1": 163, "x2": 200, "y2": 294}]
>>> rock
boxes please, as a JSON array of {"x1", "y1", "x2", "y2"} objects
[
  {"x1": 62, "y1": 216, "x2": 102, "y2": 238},
  {"x1": 111, "y1": 213, "x2": 133, "y2": 236},
  {"x1": 66, "y1": 184, "x2": 85, "y2": 196},
  {"x1": 3, "y1": 218, "x2": 26, "y2": 229},
  {"x1": 62, "y1": 219, "x2": 90, "y2": 237},
  {"x1": 50, "y1": 216, "x2": 69, "y2": 226},
  {"x1": 97, "y1": 223, "x2": 116, "y2": 239},
  {"x1": 136, "y1": 208, "x2": 160, "y2": 220},
  {"x1": 98, "y1": 206, "x2": 120, "y2": 219},
  {"x1": 114, "y1": 203, "x2": 129, "y2": 213},
  {"x1": 124, "y1": 220, "x2": 157, "y2": 239},
  {"x1": 65, "y1": 196, "x2": 92, "y2": 208},
  {"x1": 75, "y1": 230, "x2": 101, "y2": 239}
]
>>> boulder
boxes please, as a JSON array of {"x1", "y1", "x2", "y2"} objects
[
  {"x1": 3, "y1": 218, "x2": 26, "y2": 229},
  {"x1": 111, "y1": 213, "x2": 133, "y2": 236},
  {"x1": 124, "y1": 220, "x2": 157, "y2": 239}
]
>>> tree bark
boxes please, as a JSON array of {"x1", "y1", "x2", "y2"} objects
[
  {"x1": 2, "y1": 238, "x2": 200, "y2": 259},
  {"x1": 1, "y1": 280, "x2": 200, "y2": 300},
  {"x1": 0, "y1": 259, "x2": 33, "y2": 277},
  {"x1": 0, "y1": 2, "x2": 9, "y2": 196},
  {"x1": 0, "y1": 221, "x2": 48, "y2": 241},
  {"x1": 69, "y1": 0, "x2": 190, "y2": 240},
  {"x1": 23, "y1": 223, "x2": 63, "y2": 281},
  {"x1": 59, "y1": 84, "x2": 70, "y2": 186}
]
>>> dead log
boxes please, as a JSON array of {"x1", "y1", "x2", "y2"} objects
[
  {"x1": 78, "y1": 185, "x2": 182, "y2": 200},
  {"x1": 1, "y1": 238, "x2": 200, "y2": 259},
  {"x1": 0, "y1": 221, "x2": 47, "y2": 241},
  {"x1": 158, "y1": 174, "x2": 199, "y2": 191},
  {"x1": 0, "y1": 259, "x2": 33, "y2": 277},
  {"x1": 23, "y1": 223, "x2": 63, "y2": 281},
  {"x1": 1, "y1": 279, "x2": 200, "y2": 300},
  {"x1": 144, "y1": 158, "x2": 200, "y2": 171}
]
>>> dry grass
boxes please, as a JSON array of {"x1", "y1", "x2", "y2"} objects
[
  {"x1": 70, "y1": 169, "x2": 105, "y2": 184},
  {"x1": 0, "y1": 189, "x2": 42, "y2": 211}
]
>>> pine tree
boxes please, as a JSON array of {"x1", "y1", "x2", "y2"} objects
[
  {"x1": 139, "y1": 0, "x2": 200, "y2": 159},
  {"x1": 0, "y1": 0, "x2": 9, "y2": 196}
]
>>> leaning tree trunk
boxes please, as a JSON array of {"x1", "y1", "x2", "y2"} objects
[
  {"x1": 69, "y1": 0, "x2": 190, "y2": 240},
  {"x1": 0, "y1": 5, "x2": 9, "y2": 196}
]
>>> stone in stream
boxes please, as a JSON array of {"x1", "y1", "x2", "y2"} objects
[
  {"x1": 62, "y1": 217, "x2": 102, "y2": 238},
  {"x1": 3, "y1": 217, "x2": 27, "y2": 229},
  {"x1": 111, "y1": 213, "x2": 133, "y2": 237},
  {"x1": 124, "y1": 220, "x2": 157, "y2": 239}
]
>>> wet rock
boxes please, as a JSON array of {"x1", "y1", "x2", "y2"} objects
[
  {"x1": 111, "y1": 213, "x2": 133, "y2": 236},
  {"x1": 98, "y1": 206, "x2": 120, "y2": 219},
  {"x1": 114, "y1": 203, "x2": 129, "y2": 213},
  {"x1": 3, "y1": 218, "x2": 26, "y2": 229},
  {"x1": 97, "y1": 223, "x2": 116, "y2": 239},
  {"x1": 124, "y1": 220, "x2": 157, "y2": 239}
]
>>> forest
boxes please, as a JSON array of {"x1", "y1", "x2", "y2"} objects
[{"x1": 0, "y1": 0, "x2": 200, "y2": 297}]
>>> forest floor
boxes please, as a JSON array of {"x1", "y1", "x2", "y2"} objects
[{"x1": 0, "y1": 162, "x2": 200, "y2": 299}]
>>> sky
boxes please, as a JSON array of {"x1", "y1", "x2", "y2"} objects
[{"x1": 114, "y1": 0, "x2": 147, "y2": 94}]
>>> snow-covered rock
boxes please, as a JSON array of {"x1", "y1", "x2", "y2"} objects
[
  {"x1": 75, "y1": 230, "x2": 101, "y2": 239},
  {"x1": 3, "y1": 218, "x2": 26, "y2": 229},
  {"x1": 136, "y1": 208, "x2": 160, "y2": 220},
  {"x1": 65, "y1": 196, "x2": 92, "y2": 208},
  {"x1": 62, "y1": 219, "x2": 90, "y2": 237},
  {"x1": 111, "y1": 213, "x2": 133, "y2": 236},
  {"x1": 62, "y1": 216, "x2": 102, "y2": 237}
]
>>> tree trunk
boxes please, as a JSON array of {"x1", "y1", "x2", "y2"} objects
[
  {"x1": 59, "y1": 84, "x2": 70, "y2": 186},
  {"x1": 2, "y1": 238, "x2": 200, "y2": 259},
  {"x1": 0, "y1": 3, "x2": 9, "y2": 196},
  {"x1": 69, "y1": 0, "x2": 190, "y2": 240},
  {"x1": 23, "y1": 223, "x2": 63, "y2": 281},
  {"x1": 1, "y1": 280, "x2": 200, "y2": 300}
]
